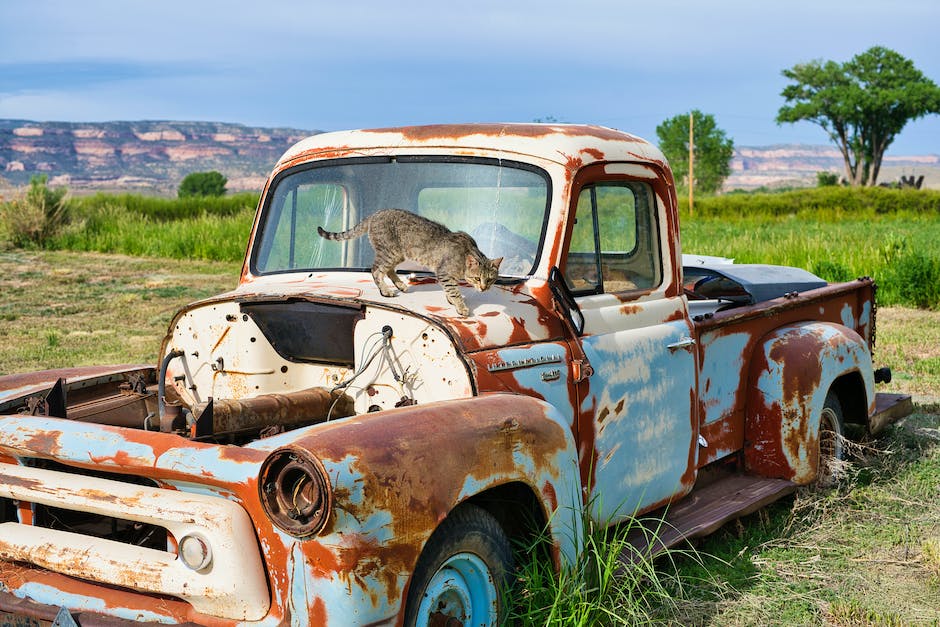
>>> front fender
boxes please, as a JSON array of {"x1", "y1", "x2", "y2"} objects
[
  {"x1": 744, "y1": 322, "x2": 874, "y2": 483},
  {"x1": 252, "y1": 393, "x2": 583, "y2": 625}
]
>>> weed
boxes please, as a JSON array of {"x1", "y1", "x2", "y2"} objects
[
  {"x1": 506, "y1": 502, "x2": 718, "y2": 625},
  {"x1": 0, "y1": 175, "x2": 69, "y2": 247}
]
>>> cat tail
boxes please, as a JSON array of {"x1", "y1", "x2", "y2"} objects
[{"x1": 317, "y1": 218, "x2": 370, "y2": 241}]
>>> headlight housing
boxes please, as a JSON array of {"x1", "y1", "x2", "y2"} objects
[{"x1": 259, "y1": 446, "x2": 332, "y2": 537}]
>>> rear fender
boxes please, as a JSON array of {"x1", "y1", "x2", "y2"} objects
[
  {"x1": 744, "y1": 322, "x2": 874, "y2": 483},
  {"x1": 253, "y1": 393, "x2": 583, "y2": 622}
]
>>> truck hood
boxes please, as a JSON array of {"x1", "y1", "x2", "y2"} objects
[{"x1": 194, "y1": 271, "x2": 565, "y2": 354}]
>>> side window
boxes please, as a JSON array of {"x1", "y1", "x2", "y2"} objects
[{"x1": 564, "y1": 181, "x2": 661, "y2": 294}]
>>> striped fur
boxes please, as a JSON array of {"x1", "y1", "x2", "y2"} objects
[{"x1": 318, "y1": 209, "x2": 502, "y2": 316}]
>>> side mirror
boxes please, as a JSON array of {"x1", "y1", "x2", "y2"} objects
[{"x1": 548, "y1": 266, "x2": 584, "y2": 336}]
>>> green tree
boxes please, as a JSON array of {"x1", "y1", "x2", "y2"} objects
[
  {"x1": 777, "y1": 46, "x2": 940, "y2": 187},
  {"x1": 656, "y1": 110, "x2": 734, "y2": 195},
  {"x1": 178, "y1": 171, "x2": 227, "y2": 198}
]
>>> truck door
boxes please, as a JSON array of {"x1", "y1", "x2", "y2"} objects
[{"x1": 562, "y1": 163, "x2": 698, "y2": 523}]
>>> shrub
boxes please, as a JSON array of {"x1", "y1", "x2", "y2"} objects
[
  {"x1": 178, "y1": 171, "x2": 227, "y2": 198},
  {"x1": 0, "y1": 175, "x2": 69, "y2": 247},
  {"x1": 817, "y1": 171, "x2": 841, "y2": 187}
]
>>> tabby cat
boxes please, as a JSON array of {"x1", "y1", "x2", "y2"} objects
[{"x1": 317, "y1": 209, "x2": 503, "y2": 316}]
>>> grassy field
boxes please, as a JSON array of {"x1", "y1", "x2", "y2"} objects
[
  {"x1": 1, "y1": 250, "x2": 938, "y2": 625},
  {"x1": 3, "y1": 185, "x2": 940, "y2": 307},
  {"x1": 0, "y1": 250, "x2": 240, "y2": 374}
]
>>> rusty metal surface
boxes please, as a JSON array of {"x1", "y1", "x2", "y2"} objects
[
  {"x1": 694, "y1": 279, "x2": 877, "y2": 470},
  {"x1": 0, "y1": 393, "x2": 581, "y2": 625},
  {"x1": 0, "y1": 365, "x2": 153, "y2": 411},
  {"x1": 869, "y1": 392, "x2": 914, "y2": 435},
  {"x1": 0, "y1": 124, "x2": 898, "y2": 625},
  {"x1": 622, "y1": 471, "x2": 797, "y2": 563},
  {"x1": 193, "y1": 387, "x2": 353, "y2": 436},
  {"x1": 744, "y1": 322, "x2": 874, "y2": 483}
]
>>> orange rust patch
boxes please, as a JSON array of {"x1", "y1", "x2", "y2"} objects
[
  {"x1": 542, "y1": 480, "x2": 558, "y2": 512},
  {"x1": 309, "y1": 597, "x2": 328, "y2": 626},
  {"x1": 360, "y1": 124, "x2": 642, "y2": 144}
]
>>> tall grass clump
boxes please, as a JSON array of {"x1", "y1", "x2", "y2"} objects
[
  {"x1": 0, "y1": 175, "x2": 69, "y2": 247},
  {"x1": 52, "y1": 203, "x2": 255, "y2": 262},
  {"x1": 881, "y1": 252, "x2": 940, "y2": 310},
  {"x1": 506, "y1": 507, "x2": 712, "y2": 625}
]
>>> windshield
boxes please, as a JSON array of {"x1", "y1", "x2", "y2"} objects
[{"x1": 252, "y1": 157, "x2": 551, "y2": 278}]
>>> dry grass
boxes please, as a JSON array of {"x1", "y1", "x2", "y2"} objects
[
  {"x1": 0, "y1": 250, "x2": 239, "y2": 374},
  {"x1": 875, "y1": 306, "x2": 940, "y2": 402}
]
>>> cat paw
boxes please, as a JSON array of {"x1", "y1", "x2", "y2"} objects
[{"x1": 456, "y1": 305, "x2": 470, "y2": 317}]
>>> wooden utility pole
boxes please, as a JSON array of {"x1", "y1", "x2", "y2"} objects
[{"x1": 688, "y1": 112, "x2": 694, "y2": 216}]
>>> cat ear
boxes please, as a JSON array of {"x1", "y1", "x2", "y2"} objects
[
  {"x1": 466, "y1": 254, "x2": 480, "y2": 270},
  {"x1": 491, "y1": 257, "x2": 503, "y2": 270}
]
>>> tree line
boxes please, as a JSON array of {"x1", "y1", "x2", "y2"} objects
[{"x1": 658, "y1": 46, "x2": 940, "y2": 193}]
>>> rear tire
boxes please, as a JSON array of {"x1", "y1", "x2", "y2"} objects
[
  {"x1": 816, "y1": 390, "x2": 846, "y2": 486},
  {"x1": 404, "y1": 504, "x2": 512, "y2": 627}
]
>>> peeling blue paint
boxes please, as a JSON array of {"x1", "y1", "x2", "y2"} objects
[{"x1": 582, "y1": 319, "x2": 695, "y2": 522}]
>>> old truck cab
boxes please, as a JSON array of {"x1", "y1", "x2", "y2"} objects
[{"x1": 0, "y1": 124, "x2": 911, "y2": 626}]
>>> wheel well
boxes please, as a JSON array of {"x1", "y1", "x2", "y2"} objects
[
  {"x1": 464, "y1": 482, "x2": 549, "y2": 559},
  {"x1": 830, "y1": 371, "x2": 867, "y2": 426}
]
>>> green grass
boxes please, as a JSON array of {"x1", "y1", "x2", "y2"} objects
[
  {"x1": 68, "y1": 191, "x2": 259, "y2": 221},
  {"x1": 680, "y1": 186, "x2": 940, "y2": 217},
  {"x1": 506, "y1": 509, "x2": 712, "y2": 626},
  {"x1": 4, "y1": 188, "x2": 940, "y2": 306},
  {"x1": 681, "y1": 213, "x2": 940, "y2": 308},
  {"x1": 49, "y1": 205, "x2": 255, "y2": 261},
  {"x1": 508, "y1": 405, "x2": 940, "y2": 626}
]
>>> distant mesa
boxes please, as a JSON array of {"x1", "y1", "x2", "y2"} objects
[
  {"x1": 1, "y1": 120, "x2": 937, "y2": 194},
  {"x1": 728, "y1": 144, "x2": 940, "y2": 190},
  {"x1": 0, "y1": 119, "x2": 317, "y2": 195}
]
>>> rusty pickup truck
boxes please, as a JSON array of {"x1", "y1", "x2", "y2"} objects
[{"x1": 0, "y1": 124, "x2": 912, "y2": 626}]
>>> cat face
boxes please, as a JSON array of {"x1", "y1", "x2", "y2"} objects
[{"x1": 466, "y1": 255, "x2": 503, "y2": 291}]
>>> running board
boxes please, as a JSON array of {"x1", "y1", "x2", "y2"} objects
[
  {"x1": 870, "y1": 392, "x2": 913, "y2": 435},
  {"x1": 621, "y1": 473, "x2": 797, "y2": 566}
]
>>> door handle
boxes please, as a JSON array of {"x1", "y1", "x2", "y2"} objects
[{"x1": 667, "y1": 336, "x2": 696, "y2": 352}]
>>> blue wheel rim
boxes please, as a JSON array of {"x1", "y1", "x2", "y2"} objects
[{"x1": 415, "y1": 552, "x2": 498, "y2": 626}]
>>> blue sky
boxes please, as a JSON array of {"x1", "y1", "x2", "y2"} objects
[{"x1": 2, "y1": 0, "x2": 939, "y2": 154}]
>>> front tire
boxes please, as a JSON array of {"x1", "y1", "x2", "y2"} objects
[{"x1": 404, "y1": 504, "x2": 512, "y2": 627}]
